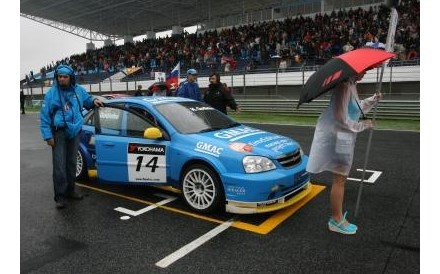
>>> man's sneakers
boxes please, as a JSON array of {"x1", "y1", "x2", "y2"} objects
[
  {"x1": 328, "y1": 212, "x2": 358, "y2": 235},
  {"x1": 66, "y1": 191, "x2": 84, "y2": 200},
  {"x1": 55, "y1": 199, "x2": 66, "y2": 209},
  {"x1": 55, "y1": 192, "x2": 83, "y2": 209}
]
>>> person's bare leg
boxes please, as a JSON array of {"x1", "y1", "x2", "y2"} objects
[{"x1": 330, "y1": 173, "x2": 347, "y2": 224}]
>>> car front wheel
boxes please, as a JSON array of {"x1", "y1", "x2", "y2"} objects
[{"x1": 181, "y1": 164, "x2": 224, "y2": 213}]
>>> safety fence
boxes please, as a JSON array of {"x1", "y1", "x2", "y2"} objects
[
  {"x1": 21, "y1": 64, "x2": 420, "y2": 97},
  {"x1": 25, "y1": 98, "x2": 419, "y2": 120},
  {"x1": 235, "y1": 99, "x2": 420, "y2": 120}
]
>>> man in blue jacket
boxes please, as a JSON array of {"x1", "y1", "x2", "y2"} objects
[
  {"x1": 176, "y1": 68, "x2": 201, "y2": 101},
  {"x1": 40, "y1": 65, "x2": 104, "y2": 209}
]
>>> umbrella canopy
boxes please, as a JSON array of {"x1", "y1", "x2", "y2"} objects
[
  {"x1": 148, "y1": 81, "x2": 170, "y2": 92},
  {"x1": 297, "y1": 48, "x2": 395, "y2": 108}
]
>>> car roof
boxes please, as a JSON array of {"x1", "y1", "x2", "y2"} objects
[
  {"x1": 107, "y1": 96, "x2": 196, "y2": 106},
  {"x1": 102, "y1": 93, "x2": 132, "y2": 98}
]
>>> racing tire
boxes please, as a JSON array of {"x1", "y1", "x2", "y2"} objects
[
  {"x1": 76, "y1": 150, "x2": 87, "y2": 180},
  {"x1": 181, "y1": 164, "x2": 225, "y2": 213}
]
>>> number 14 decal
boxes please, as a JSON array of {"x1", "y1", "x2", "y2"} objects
[
  {"x1": 136, "y1": 156, "x2": 159, "y2": 173},
  {"x1": 127, "y1": 143, "x2": 166, "y2": 183}
]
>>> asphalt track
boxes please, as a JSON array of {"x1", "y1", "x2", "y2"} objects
[{"x1": 21, "y1": 113, "x2": 419, "y2": 273}]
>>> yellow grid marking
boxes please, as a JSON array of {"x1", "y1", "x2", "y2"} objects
[{"x1": 76, "y1": 182, "x2": 325, "y2": 235}]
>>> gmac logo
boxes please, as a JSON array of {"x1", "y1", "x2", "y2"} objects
[{"x1": 195, "y1": 142, "x2": 223, "y2": 157}]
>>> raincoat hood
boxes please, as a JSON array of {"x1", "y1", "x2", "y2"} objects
[{"x1": 54, "y1": 65, "x2": 76, "y2": 88}]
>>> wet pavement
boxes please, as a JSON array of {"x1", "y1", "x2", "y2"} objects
[{"x1": 21, "y1": 113, "x2": 419, "y2": 273}]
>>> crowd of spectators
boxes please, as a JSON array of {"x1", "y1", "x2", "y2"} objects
[{"x1": 26, "y1": 0, "x2": 419, "y2": 81}]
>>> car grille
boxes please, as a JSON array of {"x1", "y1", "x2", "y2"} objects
[
  {"x1": 277, "y1": 149, "x2": 301, "y2": 168},
  {"x1": 283, "y1": 182, "x2": 308, "y2": 201}
]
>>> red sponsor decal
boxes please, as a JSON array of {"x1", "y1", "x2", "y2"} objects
[
  {"x1": 128, "y1": 144, "x2": 138, "y2": 153},
  {"x1": 322, "y1": 69, "x2": 343, "y2": 87}
]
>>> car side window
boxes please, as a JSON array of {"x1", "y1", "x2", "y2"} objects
[
  {"x1": 98, "y1": 107, "x2": 123, "y2": 136},
  {"x1": 129, "y1": 106, "x2": 157, "y2": 125},
  {"x1": 125, "y1": 111, "x2": 155, "y2": 138},
  {"x1": 126, "y1": 105, "x2": 170, "y2": 140},
  {"x1": 95, "y1": 106, "x2": 158, "y2": 138}
]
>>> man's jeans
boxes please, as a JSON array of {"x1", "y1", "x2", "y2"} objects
[{"x1": 52, "y1": 130, "x2": 80, "y2": 202}]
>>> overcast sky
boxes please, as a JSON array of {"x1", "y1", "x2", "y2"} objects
[
  {"x1": 20, "y1": 17, "x2": 90, "y2": 79},
  {"x1": 20, "y1": 17, "x2": 196, "y2": 79}
]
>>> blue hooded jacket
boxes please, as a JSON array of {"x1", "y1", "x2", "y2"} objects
[
  {"x1": 176, "y1": 80, "x2": 201, "y2": 101},
  {"x1": 40, "y1": 65, "x2": 96, "y2": 140}
]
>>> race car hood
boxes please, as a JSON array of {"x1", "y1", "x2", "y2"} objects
[{"x1": 199, "y1": 125, "x2": 300, "y2": 159}]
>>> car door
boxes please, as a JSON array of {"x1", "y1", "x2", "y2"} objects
[{"x1": 94, "y1": 105, "x2": 170, "y2": 184}]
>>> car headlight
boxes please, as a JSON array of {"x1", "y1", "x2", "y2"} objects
[{"x1": 243, "y1": 156, "x2": 276, "y2": 173}]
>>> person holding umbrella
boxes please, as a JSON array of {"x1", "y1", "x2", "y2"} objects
[
  {"x1": 298, "y1": 48, "x2": 394, "y2": 235},
  {"x1": 149, "y1": 82, "x2": 172, "y2": 97},
  {"x1": 307, "y1": 71, "x2": 382, "y2": 235}
]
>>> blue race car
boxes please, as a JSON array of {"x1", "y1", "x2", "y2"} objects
[{"x1": 76, "y1": 97, "x2": 311, "y2": 214}]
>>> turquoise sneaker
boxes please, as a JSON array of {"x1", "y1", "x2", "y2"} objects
[{"x1": 328, "y1": 212, "x2": 358, "y2": 235}]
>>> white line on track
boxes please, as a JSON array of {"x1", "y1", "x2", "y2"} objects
[
  {"x1": 348, "y1": 169, "x2": 383, "y2": 184},
  {"x1": 114, "y1": 194, "x2": 177, "y2": 217},
  {"x1": 155, "y1": 218, "x2": 235, "y2": 268}
]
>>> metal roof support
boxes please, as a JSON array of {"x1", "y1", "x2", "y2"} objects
[{"x1": 20, "y1": 13, "x2": 123, "y2": 41}]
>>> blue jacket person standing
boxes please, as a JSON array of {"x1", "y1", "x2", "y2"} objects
[
  {"x1": 176, "y1": 68, "x2": 201, "y2": 101},
  {"x1": 40, "y1": 65, "x2": 104, "y2": 209}
]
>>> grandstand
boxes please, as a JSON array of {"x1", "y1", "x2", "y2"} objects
[{"x1": 20, "y1": 0, "x2": 419, "y2": 118}]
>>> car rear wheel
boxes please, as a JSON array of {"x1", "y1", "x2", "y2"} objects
[
  {"x1": 181, "y1": 164, "x2": 224, "y2": 213},
  {"x1": 76, "y1": 150, "x2": 87, "y2": 180}
]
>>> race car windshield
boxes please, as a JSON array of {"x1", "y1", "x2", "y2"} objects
[{"x1": 155, "y1": 102, "x2": 240, "y2": 134}]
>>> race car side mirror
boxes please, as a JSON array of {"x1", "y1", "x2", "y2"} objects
[{"x1": 144, "y1": 127, "x2": 163, "y2": 139}]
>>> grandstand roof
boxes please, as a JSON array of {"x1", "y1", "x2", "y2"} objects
[{"x1": 20, "y1": 0, "x2": 282, "y2": 38}]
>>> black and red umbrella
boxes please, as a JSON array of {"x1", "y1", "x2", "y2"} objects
[
  {"x1": 297, "y1": 48, "x2": 395, "y2": 108},
  {"x1": 148, "y1": 81, "x2": 171, "y2": 92}
]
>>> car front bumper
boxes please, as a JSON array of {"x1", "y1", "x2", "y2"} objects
[{"x1": 225, "y1": 181, "x2": 312, "y2": 214}]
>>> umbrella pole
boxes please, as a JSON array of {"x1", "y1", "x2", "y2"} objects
[
  {"x1": 354, "y1": 65, "x2": 385, "y2": 217},
  {"x1": 354, "y1": 5, "x2": 399, "y2": 217}
]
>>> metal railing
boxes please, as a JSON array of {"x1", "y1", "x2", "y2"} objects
[
  {"x1": 24, "y1": 98, "x2": 419, "y2": 120},
  {"x1": 20, "y1": 62, "x2": 420, "y2": 97},
  {"x1": 20, "y1": 60, "x2": 420, "y2": 120},
  {"x1": 235, "y1": 99, "x2": 420, "y2": 120}
]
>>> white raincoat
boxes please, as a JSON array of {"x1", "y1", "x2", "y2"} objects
[{"x1": 306, "y1": 79, "x2": 379, "y2": 176}]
